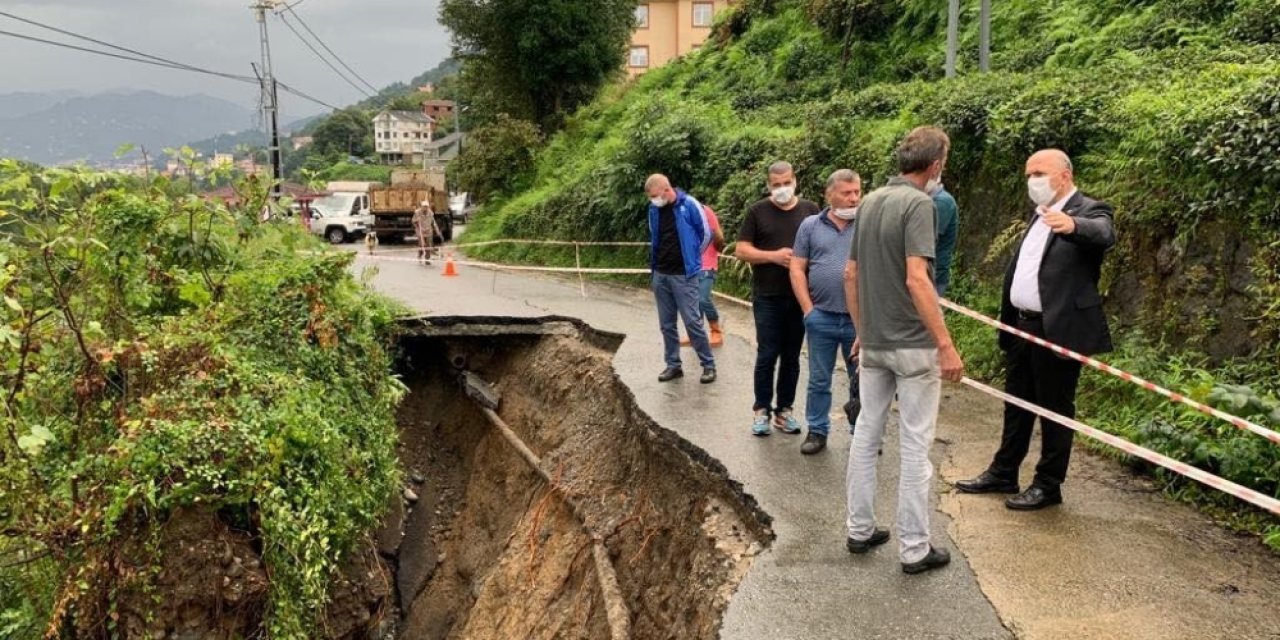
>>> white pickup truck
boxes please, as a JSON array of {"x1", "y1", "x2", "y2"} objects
[{"x1": 308, "y1": 191, "x2": 373, "y2": 244}]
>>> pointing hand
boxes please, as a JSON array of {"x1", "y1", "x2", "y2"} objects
[{"x1": 1039, "y1": 207, "x2": 1076, "y2": 235}]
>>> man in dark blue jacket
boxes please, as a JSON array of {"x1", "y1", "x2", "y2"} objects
[{"x1": 645, "y1": 174, "x2": 717, "y2": 384}]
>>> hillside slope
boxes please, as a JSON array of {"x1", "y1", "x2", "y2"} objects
[
  {"x1": 473, "y1": 0, "x2": 1279, "y2": 359},
  {"x1": 0, "y1": 91, "x2": 256, "y2": 165}
]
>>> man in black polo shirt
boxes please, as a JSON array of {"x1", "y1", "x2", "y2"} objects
[{"x1": 735, "y1": 161, "x2": 820, "y2": 437}]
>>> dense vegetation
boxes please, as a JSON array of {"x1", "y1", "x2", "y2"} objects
[
  {"x1": 464, "y1": 0, "x2": 1280, "y2": 542},
  {"x1": 441, "y1": 0, "x2": 640, "y2": 131},
  {"x1": 0, "y1": 160, "x2": 404, "y2": 636}
]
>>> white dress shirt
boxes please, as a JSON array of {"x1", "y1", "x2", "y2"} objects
[{"x1": 1010, "y1": 188, "x2": 1078, "y2": 313}]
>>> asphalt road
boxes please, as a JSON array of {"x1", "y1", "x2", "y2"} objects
[{"x1": 345, "y1": 237, "x2": 1280, "y2": 640}]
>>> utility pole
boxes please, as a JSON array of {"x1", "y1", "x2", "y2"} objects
[
  {"x1": 253, "y1": 0, "x2": 284, "y2": 201},
  {"x1": 979, "y1": 0, "x2": 992, "y2": 73},
  {"x1": 945, "y1": 0, "x2": 960, "y2": 78}
]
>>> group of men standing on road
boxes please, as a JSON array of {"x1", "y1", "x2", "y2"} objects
[{"x1": 643, "y1": 126, "x2": 1115, "y2": 575}]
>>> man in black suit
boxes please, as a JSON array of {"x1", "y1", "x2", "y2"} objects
[{"x1": 955, "y1": 149, "x2": 1115, "y2": 510}]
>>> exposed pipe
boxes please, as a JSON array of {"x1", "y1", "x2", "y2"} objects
[{"x1": 464, "y1": 372, "x2": 631, "y2": 639}]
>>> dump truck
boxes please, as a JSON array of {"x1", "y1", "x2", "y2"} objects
[{"x1": 369, "y1": 168, "x2": 453, "y2": 243}]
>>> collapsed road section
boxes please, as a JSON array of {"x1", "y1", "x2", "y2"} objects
[{"x1": 379, "y1": 316, "x2": 774, "y2": 639}]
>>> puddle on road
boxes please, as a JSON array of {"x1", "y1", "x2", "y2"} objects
[{"x1": 381, "y1": 316, "x2": 773, "y2": 639}]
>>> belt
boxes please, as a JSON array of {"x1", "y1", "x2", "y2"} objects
[{"x1": 1016, "y1": 308, "x2": 1043, "y2": 321}]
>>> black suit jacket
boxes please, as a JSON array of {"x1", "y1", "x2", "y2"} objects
[{"x1": 999, "y1": 190, "x2": 1115, "y2": 356}]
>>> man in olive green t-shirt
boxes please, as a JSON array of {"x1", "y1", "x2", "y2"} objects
[{"x1": 842, "y1": 126, "x2": 965, "y2": 576}]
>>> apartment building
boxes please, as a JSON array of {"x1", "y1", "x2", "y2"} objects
[
  {"x1": 373, "y1": 110, "x2": 436, "y2": 165},
  {"x1": 628, "y1": 0, "x2": 734, "y2": 76}
]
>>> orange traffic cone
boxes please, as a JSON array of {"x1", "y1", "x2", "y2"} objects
[{"x1": 442, "y1": 252, "x2": 458, "y2": 277}]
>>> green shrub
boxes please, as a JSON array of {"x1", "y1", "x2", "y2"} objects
[{"x1": 0, "y1": 162, "x2": 403, "y2": 636}]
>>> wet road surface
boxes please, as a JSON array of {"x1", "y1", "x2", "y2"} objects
[{"x1": 348, "y1": 241, "x2": 1280, "y2": 640}]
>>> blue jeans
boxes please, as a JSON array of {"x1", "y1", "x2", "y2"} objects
[
  {"x1": 804, "y1": 308, "x2": 859, "y2": 437},
  {"x1": 653, "y1": 272, "x2": 714, "y2": 369},
  {"x1": 753, "y1": 294, "x2": 805, "y2": 413},
  {"x1": 698, "y1": 270, "x2": 720, "y2": 322},
  {"x1": 935, "y1": 281, "x2": 949, "y2": 298}
]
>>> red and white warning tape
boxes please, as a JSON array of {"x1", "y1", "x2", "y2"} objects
[
  {"x1": 457, "y1": 239, "x2": 651, "y2": 249},
  {"x1": 961, "y1": 376, "x2": 1280, "y2": 515},
  {"x1": 939, "y1": 299, "x2": 1280, "y2": 446},
  {"x1": 352, "y1": 251, "x2": 650, "y2": 274},
  {"x1": 369, "y1": 239, "x2": 651, "y2": 254}
]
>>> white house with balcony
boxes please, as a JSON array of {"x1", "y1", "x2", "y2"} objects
[{"x1": 373, "y1": 110, "x2": 436, "y2": 165}]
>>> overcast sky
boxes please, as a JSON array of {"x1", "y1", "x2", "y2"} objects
[{"x1": 0, "y1": 0, "x2": 452, "y2": 119}]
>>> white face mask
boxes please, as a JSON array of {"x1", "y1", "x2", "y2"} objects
[
  {"x1": 832, "y1": 207, "x2": 858, "y2": 220},
  {"x1": 649, "y1": 196, "x2": 667, "y2": 208},
  {"x1": 925, "y1": 177, "x2": 943, "y2": 195},
  {"x1": 1027, "y1": 176, "x2": 1056, "y2": 206},
  {"x1": 771, "y1": 185, "x2": 795, "y2": 206}
]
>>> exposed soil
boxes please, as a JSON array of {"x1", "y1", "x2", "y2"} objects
[
  {"x1": 110, "y1": 507, "x2": 391, "y2": 640},
  {"x1": 383, "y1": 316, "x2": 774, "y2": 640},
  {"x1": 103, "y1": 316, "x2": 770, "y2": 639}
]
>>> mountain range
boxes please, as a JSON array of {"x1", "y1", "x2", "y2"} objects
[{"x1": 0, "y1": 90, "x2": 260, "y2": 166}]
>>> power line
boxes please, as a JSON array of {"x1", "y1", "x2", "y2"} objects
[
  {"x1": 0, "y1": 28, "x2": 338, "y2": 114},
  {"x1": 275, "y1": 10, "x2": 373, "y2": 98},
  {"x1": 277, "y1": 81, "x2": 342, "y2": 111},
  {"x1": 0, "y1": 10, "x2": 257, "y2": 84},
  {"x1": 280, "y1": 5, "x2": 380, "y2": 95},
  {"x1": 0, "y1": 28, "x2": 257, "y2": 84}
]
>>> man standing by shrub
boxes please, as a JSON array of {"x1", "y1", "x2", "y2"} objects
[
  {"x1": 736, "y1": 161, "x2": 821, "y2": 437},
  {"x1": 790, "y1": 169, "x2": 863, "y2": 455},
  {"x1": 845, "y1": 127, "x2": 963, "y2": 574},
  {"x1": 644, "y1": 174, "x2": 717, "y2": 384},
  {"x1": 681, "y1": 204, "x2": 727, "y2": 348},
  {"x1": 930, "y1": 181, "x2": 960, "y2": 297},
  {"x1": 955, "y1": 149, "x2": 1115, "y2": 510}
]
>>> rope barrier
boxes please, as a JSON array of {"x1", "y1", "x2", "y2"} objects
[
  {"x1": 939, "y1": 299, "x2": 1280, "y2": 446},
  {"x1": 353, "y1": 251, "x2": 651, "y2": 274},
  {"x1": 960, "y1": 376, "x2": 1280, "y2": 516}
]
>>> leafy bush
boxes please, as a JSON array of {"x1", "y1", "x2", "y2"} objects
[
  {"x1": 449, "y1": 113, "x2": 544, "y2": 201},
  {"x1": 0, "y1": 161, "x2": 403, "y2": 636}
]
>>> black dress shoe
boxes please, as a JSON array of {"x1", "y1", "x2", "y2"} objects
[
  {"x1": 843, "y1": 398, "x2": 861, "y2": 428},
  {"x1": 846, "y1": 528, "x2": 890, "y2": 554},
  {"x1": 902, "y1": 546, "x2": 951, "y2": 574},
  {"x1": 657, "y1": 367, "x2": 683, "y2": 382},
  {"x1": 1005, "y1": 486, "x2": 1062, "y2": 511},
  {"x1": 954, "y1": 471, "x2": 1019, "y2": 494},
  {"x1": 700, "y1": 367, "x2": 716, "y2": 384},
  {"x1": 800, "y1": 433, "x2": 826, "y2": 455}
]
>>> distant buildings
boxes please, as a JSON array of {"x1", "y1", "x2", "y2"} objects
[
  {"x1": 211, "y1": 153, "x2": 235, "y2": 170},
  {"x1": 291, "y1": 136, "x2": 314, "y2": 151},
  {"x1": 628, "y1": 0, "x2": 734, "y2": 76},
  {"x1": 373, "y1": 109, "x2": 437, "y2": 165},
  {"x1": 421, "y1": 100, "x2": 457, "y2": 120}
]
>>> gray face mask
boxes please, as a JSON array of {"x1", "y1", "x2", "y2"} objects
[
  {"x1": 771, "y1": 186, "x2": 795, "y2": 205},
  {"x1": 832, "y1": 207, "x2": 858, "y2": 220}
]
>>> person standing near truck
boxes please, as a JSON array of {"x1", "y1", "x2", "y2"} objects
[{"x1": 413, "y1": 199, "x2": 440, "y2": 265}]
